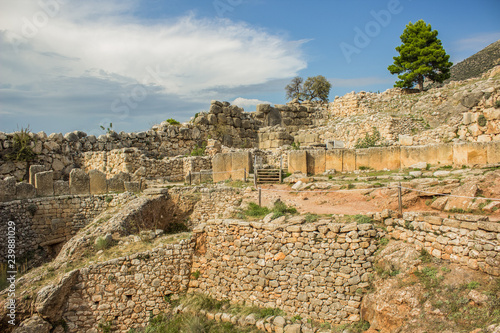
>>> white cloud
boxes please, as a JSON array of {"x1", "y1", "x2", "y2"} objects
[
  {"x1": 232, "y1": 97, "x2": 272, "y2": 109},
  {"x1": 453, "y1": 32, "x2": 500, "y2": 52},
  {"x1": 0, "y1": 0, "x2": 307, "y2": 97},
  {"x1": 0, "y1": 0, "x2": 307, "y2": 132}
]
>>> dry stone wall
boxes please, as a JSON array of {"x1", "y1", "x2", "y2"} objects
[
  {"x1": 189, "y1": 219, "x2": 379, "y2": 324},
  {"x1": 380, "y1": 212, "x2": 500, "y2": 276},
  {"x1": 64, "y1": 240, "x2": 193, "y2": 332},
  {"x1": 0, "y1": 194, "x2": 120, "y2": 264}
]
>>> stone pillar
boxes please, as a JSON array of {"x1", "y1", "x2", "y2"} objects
[
  {"x1": 288, "y1": 150, "x2": 307, "y2": 174},
  {"x1": 69, "y1": 169, "x2": 90, "y2": 195},
  {"x1": 0, "y1": 177, "x2": 16, "y2": 202},
  {"x1": 35, "y1": 171, "x2": 54, "y2": 197},
  {"x1": 89, "y1": 170, "x2": 107, "y2": 194},
  {"x1": 29, "y1": 165, "x2": 45, "y2": 185}
]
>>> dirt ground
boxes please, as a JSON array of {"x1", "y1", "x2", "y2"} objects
[{"x1": 246, "y1": 184, "x2": 500, "y2": 220}]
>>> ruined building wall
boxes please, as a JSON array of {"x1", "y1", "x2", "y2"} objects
[{"x1": 189, "y1": 220, "x2": 378, "y2": 324}]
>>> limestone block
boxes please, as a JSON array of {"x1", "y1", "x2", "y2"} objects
[
  {"x1": 107, "y1": 172, "x2": 130, "y2": 192},
  {"x1": 16, "y1": 182, "x2": 35, "y2": 199},
  {"x1": 124, "y1": 181, "x2": 141, "y2": 193},
  {"x1": 231, "y1": 151, "x2": 252, "y2": 181},
  {"x1": 462, "y1": 112, "x2": 472, "y2": 125},
  {"x1": 398, "y1": 135, "x2": 413, "y2": 146},
  {"x1": 342, "y1": 149, "x2": 356, "y2": 172},
  {"x1": 53, "y1": 180, "x2": 70, "y2": 196},
  {"x1": 484, "y1": 108, "x2": 500, "y2": 120},
  {"x1": 465, "y1": 142, "x2": 488, "y2": 165},
  {"x1": 306, "y1": 149, "x2": 326, "y2": 175},
  {"x1": 89, "y1": 170, "x2": 107, "y2": 194},
  {"x1": 212, "y1": 153, "x2": 232, "y2": 183},
  {"x1": 0, "y1": 176, "x2": 16, "y2": 201},
  {"x1": 29, "y1": 165, "x2": 45, "y2": 185},
  {"x1": 401, "y1": 144, "x2": 453, "y2": 169},
  {"x1": 35, "y1": 171, "x2": 54, "y2": 197},
  {"x1": 325, "y1": 149, "x2": 343, "y2": 172},
  {"x1": 288, "y1": 150, "x2": 307, "y2": 174},
  {"x1": 356, "y1": 146, "x2": 400, "y2": 170},
  {"x1": 487, "y1": 140, "x2": 500, "y2": 164},
  {"x1": 452, "y1": 142, "x2": 468, "y2": 166},
  {"x1": 326, "y1": 140, "x2": 345, "y2": 149},
  {"x1": 69, "y1": 169, "x2": 89, "y2": 195}
]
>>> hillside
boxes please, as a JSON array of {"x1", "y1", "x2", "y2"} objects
[{"x1": 447, "y1": 39, "x2": 500, "y2": 82}]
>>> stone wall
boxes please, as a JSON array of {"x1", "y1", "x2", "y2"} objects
[
  {"x1": 83, "y1": 148, "x2": 211, "y2": 182},
  {"x1": 288, "y1": 141, "x2": 500, "y2": 174},
  {"x1": 0, "y1": 194, "x2": 122, "y2": 264},
  {"x1": 379, "y1": 211, "x2": 500, "y2": 276},
  {"x1": 189, "y1": 219, "x2": 379, "y2": 324},
  {"x1": 64, "y1": 240, "x2": 193, "y2": 332}
]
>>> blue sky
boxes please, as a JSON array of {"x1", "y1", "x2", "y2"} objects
[{"x1": 1, "y1": 0, "x2": 499, "y2": 135}]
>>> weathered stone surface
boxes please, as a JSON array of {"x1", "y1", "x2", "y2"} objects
[
  {"x1": 0, "y1": 176, "x2": 16, "y2": 201},
  {"x1": 89, "y1": 169, "x2": 107, "y2": 194},
  {"x1": 69, "y1": 169, "x2": 89, "y2": 195},
  {"x1": 212, "y1": 153, "x2": 233, "y2": 183},
  {"x1": 53, "y1": 180, "x2": 70, "y2": 196},
  {"x1": 444, "y1": 182, "x2": 478, "y2": 212},
  {"x1": 16, "y1": 182, "x2": 35, "y2": 199},
  {"x1": 124, "y1": 181, "x2": 141, "y2": 193},
  {"x1": 29, "y1": 165, "x2": 45, "y2": 185},
  {"x1": 35, "y1": 171, "x2": 54, "y2": 197},
  {"x1": 35, "y1": 270, "x2": 79, "y2": 322},
  {"x1": 288, "y1": 150, "x2": 307, "y2": 174},
  {"x1": 13, "y1": 315, "x2": 52, "y2": 333},
  {"x1": 107, "y1": 172, "x2": 129, "y2": 192}
]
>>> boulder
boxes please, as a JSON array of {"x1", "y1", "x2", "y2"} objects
[
  {"x1": 13, "y1": 315, "x2": 52, "y2": 333},
  {"x1": 444, "y1": 182, "x2": 478, "y2": 212},
  {"x1": 35, "y1": 270, "x2": 79, "y2": 322}
]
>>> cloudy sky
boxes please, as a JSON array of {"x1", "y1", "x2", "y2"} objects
[{"x1": 1, "y1": 0, "x2": 499, "y2": 135}]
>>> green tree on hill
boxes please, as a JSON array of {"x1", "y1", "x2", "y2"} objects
[
  {"x1": 285, "y1": 75, "x2": 331, "y2": 102},
  {"x1": 388, "y1": 20, "x2": 452, "y2": 91}
]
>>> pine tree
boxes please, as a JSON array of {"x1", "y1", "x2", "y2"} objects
[{"x1": 388, "y1": 20, "x2": 452, "y2": 91}]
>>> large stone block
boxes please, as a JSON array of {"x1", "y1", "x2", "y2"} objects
[
  {"x1": 29, "y1": 165, "x2": 45, "y2": 185},
  {"x1": 401, "y1": 144, "x2": 453, "y2": 169},
  {"x1": 69, "y1": 169, "x2": 89, "y2": 195},
  {"x1": 306, "y1": 150, "x2": 326, "y2": 175},
  {"x1": 124, "y1": 181, "x2": 141, "y2": 193},
  {"x1": 35, "y1": 171, "x2": 54, "y2": 197},
  {"x1": 288, "y1": 150, "x2": 307, "y2": 174},
  {"x1": 89, "y1": 169, "x2": 107, "y2": 194},
  {"x1": 54, "y1": 180, "x2": 70, "y2": 196},
  {"x1": 487, "y1": 140, "x2": 500, "y2": 164},
  {"x1": 453, "y1": 142, "x2": 489, "y2": 166},
  {"x1": 212, "y1": 153, "x2": 233, "y2": 183},
  {"x1": 325, "y1": 149, "x2": 343, "y2": 172},
  {"x1": 232, "y1": 151, "x2": 252, "y2": 181},
  {"x1": 16, "y1": 182, "x2": 35, "y2": 199},
  {"x1": 0, "y1": 176, "x2": 16, "y2": 201},
  {"x1": 342, "y1": 150, "x2": 356, "y2": 172},
  {"x1": 356, "y1": 146, "x2": 400, "y2": 170},
  {"x1": 107, "y1": 172, "x2": 130, "y2": 192}
]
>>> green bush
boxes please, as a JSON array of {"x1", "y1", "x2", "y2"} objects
[
  {"x1": 477, "y1": 114, "x2": 487, "y2": 127},
  {"x1": 244, "y1": 202, "x2": 271, "y2": 217},
  {"x1": 166, "y1": 118, "x2": 181, "y2": 125},
  {"x1": 354, "y1": 127, "x2": 381, "y2": 149},
  {"x1": 7, "y1": 127, "x2": 36, "y2": 162},
  {"x1": 94, "y1": 236, "x2": 112, "y2": 251},
  {"x1": 190, "y1": 143, "x2": 206, "y2": 156}
]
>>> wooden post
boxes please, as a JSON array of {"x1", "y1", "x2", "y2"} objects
[
  {"x1": 279, "y1": 156, "x2": 283, "y2": 183},
  {"x1": 244, "y1": 168, "x2": 246, "y2": 183},
  {"x1": 398, "y1": 182, "x2": 402, "y2": 217},
  {"x1": 199, "y1": 171, "x2": 201, "y2": 184},
  {"x1": 189, "y1": 171, "x2": 192, "y2": 186},
  {"x1": 258, "y1": 187, "x2": 262, "y2": 207}
]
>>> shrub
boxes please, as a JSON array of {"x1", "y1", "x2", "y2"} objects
[
  {"x1": 354, "y1": 127, "x2": 381, "y2": 149},
  {"x1": 7, "y1": 127, "x2": 36, "y2": 162},
  {"x1": 94, "y1": 236, "x2": 112, "y2": 251},
  {"x1": 477, "y1": 114, "x2": 487, "y2": 127},
  {"x1": 166, "y1": 118, "x2": 181, "y2": 125},
  {"x1": 304, "y1": 213, "x2": 319, "y2": 223},
  {"x1": 495, "y1": 100, "x2": 500, "y2": 108},
  {"x1": 190, "y1": 143, "x2": 206, "y2": 156},
  {"x1": 244, "y1": 202, "x2": 271, "y2": 217}
]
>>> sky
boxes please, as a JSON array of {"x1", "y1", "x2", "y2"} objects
[{"x1": 1, "y1": 0, "x2": 499, "y2": 136}]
